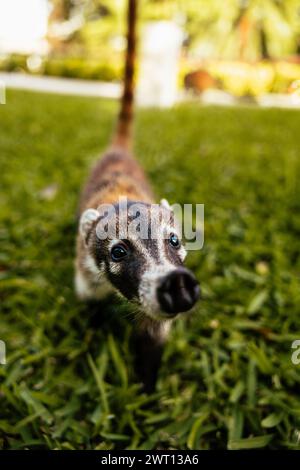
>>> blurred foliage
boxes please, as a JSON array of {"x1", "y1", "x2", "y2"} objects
[
  {"x1": 2, "y1": 52, "x2": 300, "y2": 97},
  {"x1": 47, "y1": 0, "x2": 300, "y2": 60},
  {"x1": 206, "y1": 59, "x2": 300, "y2": 96},
  {"x1": 0, "y1": 54, "x2": 122, "y2": 82},
  {"x1": 1, "y1": 1, "x2": 299, "y2": 86},
  {"x1": 0, "y1": 90, "x2": 300, "y2": 449}
]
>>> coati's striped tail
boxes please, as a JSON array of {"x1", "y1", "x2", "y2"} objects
[{"x1": 113, "y1": 0, "x2": 137, "y2": 149}]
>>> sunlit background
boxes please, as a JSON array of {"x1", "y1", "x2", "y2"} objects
[
  {"x1": 0, "y1": 1, "x2": 300, "y2": 102},
  {"x1": 0, "y1": 0, "x2": 48, "y2": 53}
]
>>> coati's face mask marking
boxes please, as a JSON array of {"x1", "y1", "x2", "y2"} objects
[{"x1": 80, "y1": 200, "x2": 200, "y2": 320}]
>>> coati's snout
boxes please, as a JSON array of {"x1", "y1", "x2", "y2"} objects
[{"x1": 157, "y1": 268, "x2": 200, "y2": 316}]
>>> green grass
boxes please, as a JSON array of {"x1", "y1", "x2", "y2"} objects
[{"x1": 1, "y1": 89, "x2": 300, "y2": 450}]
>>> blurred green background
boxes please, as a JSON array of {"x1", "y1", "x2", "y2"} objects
[{"x1": 1, "y1": 0, "x2": 300, "y2": 97}]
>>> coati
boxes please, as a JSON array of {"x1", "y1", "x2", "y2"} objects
[{"x1": 75, "y1": 0, "x2": 200, "y2": 391}]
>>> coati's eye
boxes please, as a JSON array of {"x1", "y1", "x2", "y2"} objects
[
  {"x1": 111, "y1": 243, "x2": 128, "y2": 261},
  {"x1": 169, "y1": 233, "x2": 180, "y2": 249}
]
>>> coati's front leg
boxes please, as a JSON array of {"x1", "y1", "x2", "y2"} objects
[{"x1": 134, "y1": 319, "x2": 171, "y2": 393}]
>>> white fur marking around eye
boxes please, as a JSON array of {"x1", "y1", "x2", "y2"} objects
[
  {"x1": 109, "y1": 262, "x2": 122, "y2": 275},
  {"x1": 179, "y1": 245, "x2": 187, "y2": 261},
  {"x1": 108, "y1": 239, "x2": 121, "y2": 251},
  {"x1": 137, "y1": 223, "x2": 188, "y2": 318}
]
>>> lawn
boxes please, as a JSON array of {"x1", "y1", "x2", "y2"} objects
[{"x1": 1, "y1": 89, "x2": 300, "y2": 450}]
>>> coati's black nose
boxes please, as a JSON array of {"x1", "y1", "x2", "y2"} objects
[{"x1": 157, "y1": 268, "x2": 200, "y2": 315}]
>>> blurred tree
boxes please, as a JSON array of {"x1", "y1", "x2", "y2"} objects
[
  {"x1": 48, "y1": 1, "x2": 125, "y2": 57},
  {"x1": 229, "y1": 0, "x2": 300, "y2": 60},
  {"x1": 49, "y1": 0, "x2": 74, "y2": 22},
  {"x1": 175, "y1": 0, "x2": 300, "y2": 61}
]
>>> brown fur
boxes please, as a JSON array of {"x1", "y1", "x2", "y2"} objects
[
  {"x1": 113, "y1": 0, "x2": 137, "y2": 149},
  {"x1": 79, "y1": 146, "x2": 154, "y2": 214}
]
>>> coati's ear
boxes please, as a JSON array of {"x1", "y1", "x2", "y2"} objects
[
  {"x1": 79, "y1": 208, "x2": 100, "y2": 244},
  {"x1": 160, "y1": 198, "x2": 171, "y2": 210}
]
